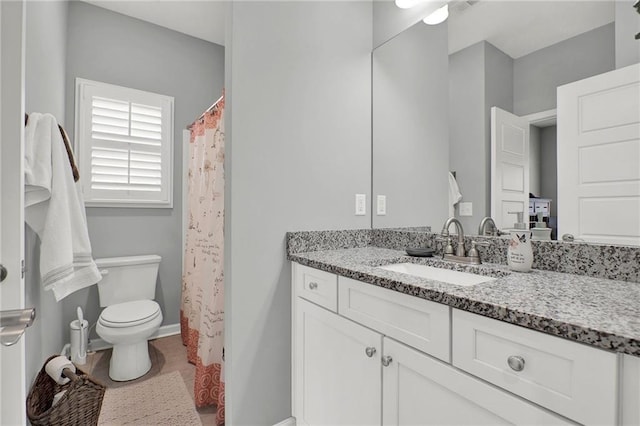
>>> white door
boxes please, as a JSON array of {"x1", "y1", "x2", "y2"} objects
[
  {"x1": 0, "y1": 1, "x2": 27, "y2": 425},
  {"x1": 557, "y1": 63, "x2": 640, "y2": 245},
  {"x1": 294, "y1": 298, "x2": 381, "y2": 426},
  {"x1": 382, "y1": 337, "x2": 573, "y2": 425},
  {"x1": 491, "y1": 106, "x2": 530, "y2": 230}
]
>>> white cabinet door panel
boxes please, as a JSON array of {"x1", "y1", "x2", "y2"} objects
[
  {"x1": 382, "y1": 337, "x2": 573, "y2": 426},
  {"x1": 294, "y1": 298, "x2": 381, "y2": 426}
]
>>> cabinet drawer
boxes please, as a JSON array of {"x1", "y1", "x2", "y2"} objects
[
  {"x1": 452, "y1": 309, "x2": 618, "y2": 425},
  {"x1": 293, "y1": 263, "x2": 338, "y2": 312},
  {"x1": 338, "y1": 276, "x2": 450, "y2": 362},
  {"x1": 383, "y1": 337, "x2": 575, "y2": 426}
]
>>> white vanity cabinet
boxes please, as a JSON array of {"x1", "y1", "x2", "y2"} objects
[{"x1": 292, "y1": 263, "x2": 576, "y2": 425}]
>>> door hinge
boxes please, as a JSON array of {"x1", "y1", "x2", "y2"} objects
[{"x1": 21, "y1": 259, "x2": 25, "y2": 279}]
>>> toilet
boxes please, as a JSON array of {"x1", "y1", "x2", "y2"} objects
[{"x1": 95, "y1": 254, "x2": 163, "y2": 381}]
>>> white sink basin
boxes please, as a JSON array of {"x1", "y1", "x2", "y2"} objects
[{"x1": 378, "y1": 263, "x2": 496, "y2": 287}]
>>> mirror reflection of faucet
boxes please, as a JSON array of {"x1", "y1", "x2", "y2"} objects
[{"x1": 478, "y1": 217, "x2": 502, "y2": 236}]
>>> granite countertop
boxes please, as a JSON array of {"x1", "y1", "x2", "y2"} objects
[{"x1": 289, "y1": 246, "x2": 640, "y2": 356}]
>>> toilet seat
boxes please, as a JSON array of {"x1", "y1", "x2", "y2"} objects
[{"x1": 99, "y1": 300, "x2": 161, "y2": 328}]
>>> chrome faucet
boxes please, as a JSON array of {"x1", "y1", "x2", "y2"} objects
[
  {"x1": 440, "y1": 217, "x2": 489, "y2": 265},
  {"x1": 440, "y1": 217, "x2": 466, "y2": 257},
  {"x1": 478, "y1": 217, "x2": 501, "y2": 237}
]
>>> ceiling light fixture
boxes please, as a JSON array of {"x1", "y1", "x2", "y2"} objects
[
  {"x1": 423, "y1": 3, "x2": 449, "y2": 25},
  {"x1": 394, "y1": 0, "x2": 427, "y2": 9}
]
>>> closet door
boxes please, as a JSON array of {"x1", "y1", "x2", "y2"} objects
[{"x1": 294, "y1": 298, "x2": 381, "y2": 426}]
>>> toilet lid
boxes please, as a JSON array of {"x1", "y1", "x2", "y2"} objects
[{"x1": 100, "y1": 300, "x2": 160, "y2": 328}]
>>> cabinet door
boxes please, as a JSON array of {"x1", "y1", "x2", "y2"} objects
[
  {"x1": 294, "y1": 298, "x2": 382, "y2": 426},
  {"x1": 382, "y1": 337, "x2": 574, "y2": 426}
]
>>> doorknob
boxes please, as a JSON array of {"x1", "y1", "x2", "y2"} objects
[{"x1": 0, "y1": 264, "x2": 7, "y2": 282}]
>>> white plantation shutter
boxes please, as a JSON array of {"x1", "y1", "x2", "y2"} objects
[{"x1": 76, "y1": 79, "x2": 174, "y2": 207}]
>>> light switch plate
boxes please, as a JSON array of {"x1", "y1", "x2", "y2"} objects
[
  {"x1": 377, "y1": 195, "x2": 386, "y2": 215},
  {"x1": 355, "y1": 194, "x2": 366, "y2": 216},
  {"x1": 459, "y1": 202, "x2": 473, "y2": 216}
]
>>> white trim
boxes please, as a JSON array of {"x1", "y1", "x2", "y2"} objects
[
  {"x1": 273, "y1": 417, "x2": 296, "y2": 426},
  {"x1": 523, "y1": 108, "x2": 557, "y2": 128},
  {"x1": 87, "y1": 323, "x2": 180, "y2": 352},
  {"x1": 74, "y1": 78, "x2": 175, "y2": 208}
]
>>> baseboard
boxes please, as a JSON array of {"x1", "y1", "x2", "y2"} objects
[
  {"x1": 87, "y1": 323, "x2": 181, "y2": 352},
  {"x1": 273, "y1": 417, "x2": 295, "y2": 426}
]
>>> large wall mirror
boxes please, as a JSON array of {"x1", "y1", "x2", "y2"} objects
[{"x1": 371, "y1": 0, "x2": 637, "y2": 243}]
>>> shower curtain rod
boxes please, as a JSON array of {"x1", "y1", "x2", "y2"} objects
[{"x1": 187, "y1": 94, "x2": 224, "y2": 130}]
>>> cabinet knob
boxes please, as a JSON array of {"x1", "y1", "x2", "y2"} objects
[
  {"x1": 381, "y1": 356, "x2": 393, "y2": 367},
  {"x1": 507, "y1": 355, "x2": 525, "y2": 372},
  {"x1": 365, "y1": 347, "x2": 376, "y2": 358},
  {"x1": 308, "y1": 282, "x2": 318, "y2": 290}
]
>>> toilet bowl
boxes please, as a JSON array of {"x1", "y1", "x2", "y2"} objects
[
  {"x1": 94, "y1": 255, "x2": 162, "y2": 381},
  {"x1": 96, "y1": 299, "x2": 163, "y2": 381}
]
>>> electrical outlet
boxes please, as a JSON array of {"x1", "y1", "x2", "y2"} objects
[
  {"x1": 459, "y1": 202, "x2": 473, "y2": 217},
  {"x1": 355, "y1": 194, "x2": 366, "y2": 216},
  {"x1": 377, "y1": 195, "x2": 386, "y2": 215}
]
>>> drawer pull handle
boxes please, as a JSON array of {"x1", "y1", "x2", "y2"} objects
[
  {"x1": 507, "y1": 355, "x2": 525, "y2": 372},
  {"x1": 308, "y1": 282, "x2": 318, "y2": 290},
  {"x1": 365, "y1": 347, "x2": 376, "y2": 358},
  {"x1": 381, "y1": 356, "x2": 393, "y2": 367}
]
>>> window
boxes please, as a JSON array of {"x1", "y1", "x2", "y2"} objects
[{"x1": 75, "y1": 78, "x2": 174, "y2": 208}]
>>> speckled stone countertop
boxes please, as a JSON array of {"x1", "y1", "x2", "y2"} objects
[{"x1": 289, "y1": 246, "x2": 640, "y2": 357}]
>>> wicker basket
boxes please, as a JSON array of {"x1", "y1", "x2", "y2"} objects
[{"x1": 26, "y1": 355, "x2": 106, "y2": 426}]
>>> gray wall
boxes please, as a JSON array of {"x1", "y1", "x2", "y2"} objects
[
  {"x1": 225, "y1": 2, "x2": 371, "y2": 424},
  {"x1": 513, "y1": 23, "x2": 615, "y2": 116},
  {"x1": 63, "y1": 2, "x2": 224, "y2": 341},
  {"x1": 24, "y1": 0, "x2": 69, "y2": 386},
  {"x1": 540, "y1": 125, "x2": 558, "y2": 217},
  {"x1": 373, "y1": 21, "x2": 449, "y2": 228},
  {"x1": 449, "y1": 42, "x2": 485, "y2": 232},
  {"x1": 449, "y1": 41, "x2": 513, "y2": 232},
  {"x1": 615, "y1": 0, "x2": 640, "y2": 68}
]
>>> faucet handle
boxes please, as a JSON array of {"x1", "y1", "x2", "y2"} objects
[
  {"x1": 469, "y1": 240, "x2": 490, "y2": 262},
  {"x1": 436, "y1": 236, "x2": 455, "y2": 255}
]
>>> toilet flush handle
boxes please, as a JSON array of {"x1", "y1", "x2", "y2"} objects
[{"x1": 99, "y1": 270, "x2": 109, "y2": 276}]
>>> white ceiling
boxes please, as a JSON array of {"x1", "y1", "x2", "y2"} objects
[
  {"x1": 83, "y1": 1, "x2": 616, "y2": 58},
  {"x1": 83, "y1": 1, "x2": 227, "y2": 46},
  {"x1": 448, "y1": 1, "x2": 616, "y2": 58}
]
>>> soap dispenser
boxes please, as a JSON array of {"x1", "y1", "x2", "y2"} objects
[
  {"x1": 507, "y1": 211, "x2": 533, "y2": 272},
  {"x1": 508, "y1": 211, "x2": 528, "y2": 230}
]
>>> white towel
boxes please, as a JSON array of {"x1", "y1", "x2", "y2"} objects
[
  {"x1": 25, "y1": 113, "x2": 101, "y2": 301},
  {"x1": 448, "y1": 172, "x2": 462, "y2": 217}
]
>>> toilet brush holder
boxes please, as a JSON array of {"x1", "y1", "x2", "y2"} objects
[{"x1": 69, "y1": 319, "x2": 88, "y2": 365}]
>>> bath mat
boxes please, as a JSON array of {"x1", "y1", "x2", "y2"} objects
[{"x1": 98, "y1": 371, "x2": 202, "y2": 425}]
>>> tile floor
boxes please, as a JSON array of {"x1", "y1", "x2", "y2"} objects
[{"x1": 80, "y1": 334, "x2": 216, "y2": 425}]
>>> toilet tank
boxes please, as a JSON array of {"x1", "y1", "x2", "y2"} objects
[{"x1": 95, "y1": 255, "x2": 161, "y2": 307}]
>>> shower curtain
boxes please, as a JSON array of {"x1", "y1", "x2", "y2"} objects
[{"x1": 181, "y1": 94, "x2": 225, "y2": 425}]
